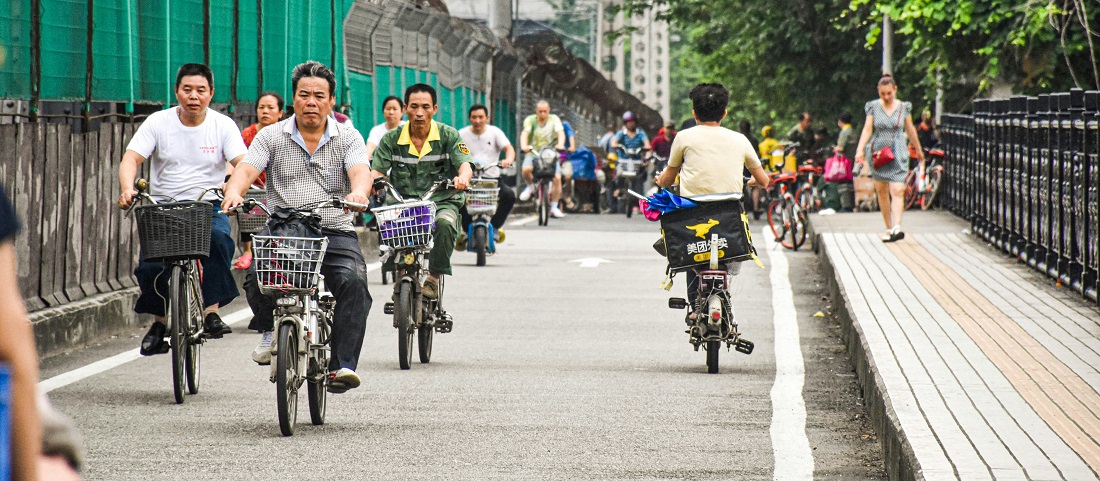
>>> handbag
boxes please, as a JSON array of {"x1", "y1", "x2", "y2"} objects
[
  {"x1": 824, "y1": 154, "x2": 853, "y2": 182},
  {"x1": 871, "y1": 103, "x2": 905, "y2": 169}
]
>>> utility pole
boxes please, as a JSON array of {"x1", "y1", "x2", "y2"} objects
[{"x1": 882, "y1": 14, "x2": 893, "y2": 76}]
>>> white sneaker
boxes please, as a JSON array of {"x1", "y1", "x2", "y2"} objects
[
  {"x1": 550, "y1": 207, "x2": 565, "y2": 218},
  {"x1": 328, "y1": 368, "x2": 362, "y2": 393},
  {"x1": 818, "y1": 208, "x2": 837, "y2": 216},
  {"x1": 519, "y1": 185, "x2": 535, "y2": 201},
  {"x1": 251, "y1": 330, "x2": 274, "y2": 365}
]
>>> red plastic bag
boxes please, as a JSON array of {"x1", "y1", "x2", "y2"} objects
[{"x1": 824, "y1": 154, "x2": 853, "y2": 183}]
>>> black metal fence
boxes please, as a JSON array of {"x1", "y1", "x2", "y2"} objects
[{"x1": 940, "y1": 89, "x2": 1100, "y2": 303}]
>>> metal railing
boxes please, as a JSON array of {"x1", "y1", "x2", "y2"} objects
[{"x1": 940, "y1": 89, "x2": 1100, "y2": 302}]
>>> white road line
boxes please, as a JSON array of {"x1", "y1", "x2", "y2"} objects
[
  {"x1": 763, "y1": 226, "x2": 814, "y2": 479},
  {"x1": 39, "y1": 308, "x2": 253, "y2": 394},
  {"x1": 508, "y1": 215, "x2": 538, "y2": 226}
]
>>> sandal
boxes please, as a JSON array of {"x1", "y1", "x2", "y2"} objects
[
  {"x1": 233, "y1": 253, "x2": 253, "y2": 270},
  {"x1": 882, "y1": 226, "x2": 905, "y2": 243}
]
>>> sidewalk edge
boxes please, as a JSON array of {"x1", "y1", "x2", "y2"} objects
[
  {"x1": 814, "y1": 227, "x2": 919, "y2": 481},
  {"x1": 29, "y1": 288, "x2": 142, "y2": 360}
]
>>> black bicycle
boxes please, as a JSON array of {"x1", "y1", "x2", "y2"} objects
[{"x1": 126, "y1": 179, "x2": 222, "y2": 404}]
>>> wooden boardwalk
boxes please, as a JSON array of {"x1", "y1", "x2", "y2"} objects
[{"x1": 813, "y1": 211, "x2": 1100, "y2": 480}]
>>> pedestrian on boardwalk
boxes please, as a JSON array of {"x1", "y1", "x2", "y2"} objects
[
  {"x1": 854, "y1": 74, "x2": 925, "y2": 242},
  {"x1": 234, "y1": 91, "x2": 285, "y2": 270}
]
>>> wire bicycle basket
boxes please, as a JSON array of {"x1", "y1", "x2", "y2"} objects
[
  {"x1": 252, "y1": 236, "x2": 329, "y2": 294},
  {"x1": 618, "y1": 158, "x2": 644, "y2": 178},
  {"x1": 465, "y1": 178, "x2": 499, "y2": 216},
  {"x1": 372, "y1": 201, "x2": 437, "y2": 249},
  {"x1": 134, "y1": 201, "x2": 213, "y2": 262},
  {"x1": 237, "y1": 188, "x2": 269, "y2": 234}
]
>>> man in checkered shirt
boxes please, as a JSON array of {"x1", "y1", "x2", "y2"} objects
[{"x1": 222, "y1": 61, "x2": 373, "y2": 393}]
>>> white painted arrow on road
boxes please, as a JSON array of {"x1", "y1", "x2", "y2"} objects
[{"x1": 570, "y1": 258, "x2": 612, "y2": 268}]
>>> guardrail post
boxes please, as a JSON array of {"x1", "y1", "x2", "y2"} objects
[
  {"x1": 1024, "y1": 97, "x2": 1040, "y2": 263},
  {"x1": 1054, "y1": 92, "x2": 1071, "y2": 280},
  {"x1": 1069, "y1": 88, "x2": 1086, "y2": 291},
  {"x1": 973, "y1": 99, "x2": 989, "y2": 237},
  {"x1": 1036, "y1": 94, "x2": 1052, "y2": 271},
  {"x1": 1010, "y1": 96, "x2": 1028, "y2": 256},
  {"x1": 990, "y1": 98, "x2": 1004, "y2": 247},
  {"x1": 1084, "y1": 90, "x2": 1099, "y2": 301}
]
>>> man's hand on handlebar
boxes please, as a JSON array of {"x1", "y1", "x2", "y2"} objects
[
  {"x1": 521, "y1": 145, "x2": 532, "y2": 153},
  {"x1": 452, "y1": 175, "x2": 470, "y2": 191},
  {"x1": 117, "y1": 189, "x2": 137, "y2": 209},
  {"x1": 344, "y1": 192, "x2": 369, "y2": 212},
  {"x1": 221, "y1": 192, "x2": 245, "y2": 214}
]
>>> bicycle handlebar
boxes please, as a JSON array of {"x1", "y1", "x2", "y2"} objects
[{"x1": 371, "y1": 177, "x2": 454, "y2": 204}]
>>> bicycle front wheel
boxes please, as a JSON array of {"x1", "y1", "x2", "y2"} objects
[
  {"x1": 789, "y1": 204, "x2": 807, "y2": 250},
  {"x1": 474, "y1": 225, "x2": 488, "y2": 267},
  {"x1": 185, "y1": 266, "x2": 202, "y2": 395},
  {"x1": 169, "y1": 265, "x2": 187, "y2": 404},
  {"x1": 396, "y1": 282, "x2": 415, "y2": 370},
  {"x1": 706, "y1": 340, "x2": 720, "y2": 374},
  {"x1": 903, "y1": 170, "x2": 919, "y2": 210},
  {"x1": 276, "y1": 322, "x2": 300, "y2": 436},
  {"x1": 537, "y1": 183, "x2": 550, "y2": 226},
  {"x1": 766, "y1": 200, "x2": 785, "y2": 245}
]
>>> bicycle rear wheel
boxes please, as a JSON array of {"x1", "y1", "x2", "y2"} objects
[
  {"x1": 185, "y1": 265, "x2": 202, "y2": 395},
  {"x1": 418, "y1": 313, "x2": 434, "y2": 364},
  {"x1": 307, "y1": 354, "x2": 327, "y2": 425},
  {"x1": 706, "y1": 340, "x2": 720, "y2": 374},
  {"x1": 396, "y1": 282, "x2": 415, "y2": 370},
  {"x1": 169, "y1": 265, "x2": 187, "y2": 404},
  {"x1": 276, "y1": 322, "x2": 300, "y2": 436}
]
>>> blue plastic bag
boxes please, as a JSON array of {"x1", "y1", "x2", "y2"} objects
[
  {"x1": 568, "y1": 146, "x2": 597, "y2": 180},
  {"x1": 644, "y1": 190, "x2": 697, "y2": 215}
]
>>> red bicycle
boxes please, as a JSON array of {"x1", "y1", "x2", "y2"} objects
[
  {"x1": 766, "y1": 172, "x2": 807, "y2": 250},
  {"x1": 904, "y1": 148, "x2": 946, "y2": 210}
]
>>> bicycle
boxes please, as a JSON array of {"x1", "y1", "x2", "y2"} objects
[
  {"x1": 233, "y1": 196, "x2": 366, "y2": 436},
  {"x1": 530, "y1": 147, "x2": 558, "y2": 226},
  {"x1": 766, "y1": 172, "x2": 807, "y2": 250},
  {"x1": 794, "y1": 163, "x2": 824, "y2": 214},
  {"x1": 372, "y1": 178, "x2": 456, "y2": 370},
  {"x1": 615, "y1": 147, "x2": 648, "y2": 218},
  {"x1": 126, "y1": 179, "x2": 224, "y2": 404},
  {"x1": 904, "y1": 148, "x2": 946, "y2": 210},
  {"x1": 464, "y1": 164, "x2": 500, "y2": 267}
]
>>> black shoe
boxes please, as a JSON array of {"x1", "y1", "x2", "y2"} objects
[
  {"x1": 203, "y1": 313, "x2": 232, "y2": 338},
  {"x1": 140, "y1": 323, "x2": 169, "y2": 356}
]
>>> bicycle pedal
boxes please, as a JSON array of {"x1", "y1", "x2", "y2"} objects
[
  {"x1": 384, "y1": 302, "x2": 394, "y2": 315},
  {"x1": 435, "y1": 314, "x2": 453, "y2": 333},
  {"x1": 734, "y1": 338, "x2": 754, "y2": 355}
]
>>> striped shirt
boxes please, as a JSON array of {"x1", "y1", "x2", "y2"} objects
[{"x1": 243, "y1": 116, "x2": 370, "y2": 231}]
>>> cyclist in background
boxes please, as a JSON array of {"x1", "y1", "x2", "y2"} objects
[
  {"x1": 457, "y1": 104, "x2": 517, "y2": 246},
  {"x1": 610, "y1": 111, "x2": 651, "y2": 156},
  {"x1": 785, "y1": 112, "x2": 815, "y2": 167},
  {"x1": 517, "y1": 100, "x2": 567, "y2": 218},
  {"x1": 366, "y1": 95, "x2": 405, "y2": 159},
  {"x1": 560, "y1": 116, "x2": 578, "y2": 210},
  {"x1": 117, "y1": 63, "x2": 245, "y2": 356}
]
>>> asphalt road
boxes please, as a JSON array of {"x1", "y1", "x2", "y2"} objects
[{"x1": 41, "y1": 212, "x2": 885, "y2": 480}]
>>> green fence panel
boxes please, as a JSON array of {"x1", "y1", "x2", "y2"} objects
[
  {"x1": 91, "y1": 1, "x2": 136, "y2": 102},
  {"x1": 347, "y1": 71, "x2": 372, "y2": 129},
  {"x1": 209, "y1": 0, "x2": 234, "y2": 103},
  {"x1": 260, "y1": 0, "x2": 289, "y2": 95},
  {"x1": 167, "y1": 0, "x2": 205, "y2": 91},
  {"x1": 40, "y1": 0, "x2": 86, "y2": 100},
  {"x1": 235, "y1": 0, "x2": 259, "y2": 103},
  {"x1": 0, "y1": 0, "x2": 32, "y2": 98},
  {"x1": 135, "y1": 0, "x2": 167, "y2": 103}
]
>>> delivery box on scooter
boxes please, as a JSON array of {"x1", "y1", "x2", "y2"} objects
[{"x1": 659, "y1": 200, "x2": 758, "y2": 271}]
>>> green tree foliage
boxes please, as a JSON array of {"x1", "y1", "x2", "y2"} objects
[
  {"x1": 618, "y1": 0, "x2": 890, "y2": 134},
  {"x1": 621, "y1": 0, "x2": 1098, "y2": 124}
]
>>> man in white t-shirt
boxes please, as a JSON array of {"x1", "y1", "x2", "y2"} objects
[
  {"x1": 457, "y1": 104, "x2": 516, "y2": 245},
  {"x1": 518, "y1": 100, "x2": 566, "y2": 218},
  {"x1": 117, "y1": 63, "x2": 248, "y2": 356}
]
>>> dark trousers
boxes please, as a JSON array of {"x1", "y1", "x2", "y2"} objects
[
  {"x1": 134, "y1": 212, "x2": 239, "y2": 316},
  {"x1": 244, "y1": 233, "x2": 372, "y2": 372},
  {"x1": 460, "y1": 186, "x2": 516, "y2": 231}
]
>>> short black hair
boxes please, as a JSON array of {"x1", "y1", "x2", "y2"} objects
[
  {"x1": 256, "y1": 91, "x2": 285, "y2": 111},
  {"x1": 291, "y1": 61, "x2": 336, "y2": 96},
  {"x1": 175, "y1": 63, "x2": 214, "y2": 90},
  {"x1": 798, "y1": 111, "x2": 811, "y2": 122},
  {"x1": 689, "y1": 83, "x2": 729, "y2": 122},
  {"x1": 468, "y1": 104, "x2": 489, "y2": 117},
  {"x1": 738, "y1": 120, "x2": 751, "y2": 132},
  {"x1": 382, "y1": 95, "x2": 403, "y2": 110},
  {"x1": 837, "y1": 113, "x2": 853, "y2": 124},
  {"x1": 404, "y1": 83, "x2": 437, "y2": 106}
]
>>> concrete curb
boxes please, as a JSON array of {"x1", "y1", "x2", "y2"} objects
[
  {"x1": 30, "y1": 288, "x2": 142, "y2": 360},
  {"x1": 810, "y1": 219, "x2": 919, "y2": 481}
]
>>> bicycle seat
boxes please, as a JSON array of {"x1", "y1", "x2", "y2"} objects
[
  {"x1": 771, "y1": 173, "x2": 797, "y2": 183},
  {"x1": 797, "y1": 165, "x2": 821, "y2": 174},
  {"x1": 927, "y1": 148, "x2": 945, "y2": 158}
]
